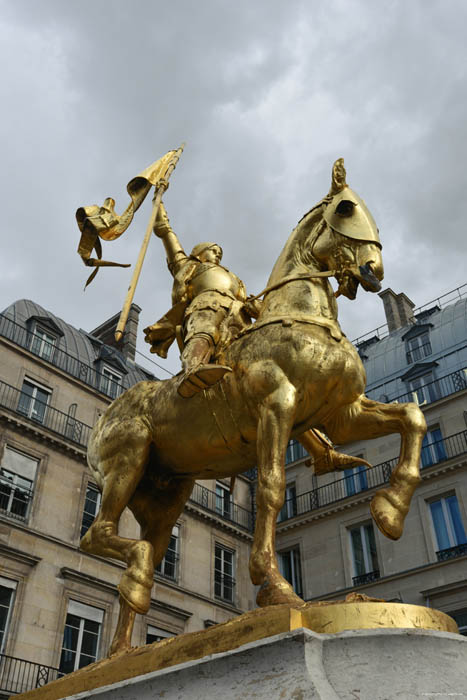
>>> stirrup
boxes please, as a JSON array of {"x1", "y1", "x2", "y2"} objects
[{"x1": 177, "y1": 364, "x2": 232, "y2": 398}]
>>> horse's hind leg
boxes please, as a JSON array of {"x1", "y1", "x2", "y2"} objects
[
  {"x1": 324, "y1": 396, "x2": 426, "y2": 540},
  {"x1": 80, "y1": 424, "x2": 154, "y2": 616},
  {"x1": 109, "y1": 476, "x2": 195, "y2": 655}
]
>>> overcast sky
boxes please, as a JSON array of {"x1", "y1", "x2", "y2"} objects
[{"x1": 1, "y1": 0, "x2": 466, "y2": 377}]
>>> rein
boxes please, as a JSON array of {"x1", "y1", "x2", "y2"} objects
[{"x1": 249, "y1": 269, "x2": 336, "y2": 301}]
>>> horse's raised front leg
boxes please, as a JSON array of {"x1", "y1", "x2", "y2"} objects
[
  {"x1": 80, "y1": 420, "x2": 154, "y2": 620},
  {"x1": 325, "y1": 396, "x2": 426, "y2": 540},
  {"x1": 250, "y1": 378, "x2": 303, "y2": 607}
]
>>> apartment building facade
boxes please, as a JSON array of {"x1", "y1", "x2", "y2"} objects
[{"x1": 0, "y1": 299, "x2": 255, "y2": 697}]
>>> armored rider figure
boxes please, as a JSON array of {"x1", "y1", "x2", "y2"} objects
[{"x1": 144, "y1": 204, "x2": 257, "y2": 398}]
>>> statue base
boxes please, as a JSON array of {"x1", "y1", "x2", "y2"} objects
[{"x1": 16, "y1": 601, "x2": 462, "y2": 700}]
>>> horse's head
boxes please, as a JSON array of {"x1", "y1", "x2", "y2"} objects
[{"x1": 311, "y1": 158, "x2": 384, "y2": 300}]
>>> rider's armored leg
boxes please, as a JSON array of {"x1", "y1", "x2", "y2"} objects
[{"x1": 177, "y1": 334, "x2": 232, "y2": 398}]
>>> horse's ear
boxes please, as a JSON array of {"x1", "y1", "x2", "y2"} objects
[{"x1": 329, "y1": 158, "x2": 347, "y2": 194}]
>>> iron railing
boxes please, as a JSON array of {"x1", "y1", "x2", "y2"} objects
[
  {"x1": 352, "y1": 570, "x2": 380, "y2": 586},
  {"x1": 0, "y1": 653, "x2": 60, "y2": 695},
  {"x1": 279, "y1": 430, "x2": 467, "y2": 522},
  {"x1": 189, "y1": 482, "x2": 254, "y2": 532},
  {"x1": 0, "y1": 380, "x2": 92, "y2": 449},
  {"x1": 406, "y1": 340, "x2": 432, "y2": 364},
  {"x1": 0, "y1": 314, "x2": 124, "y2": 400},
  {"x1": 367, "y1": 368, "x2": 467, "y2": 407},
  {"x1": 436, "y1": 543, "x2": 467, "y2": 562}
]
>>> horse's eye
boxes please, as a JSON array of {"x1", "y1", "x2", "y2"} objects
[{"x1": 335, "y1": 200, "x2": 355, "y2": 217}]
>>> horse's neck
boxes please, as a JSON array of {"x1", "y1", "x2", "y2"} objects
[{"x1": 259, "y1": 213, "x2": 338, "y2": 322}]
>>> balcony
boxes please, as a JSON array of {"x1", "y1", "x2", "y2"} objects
[
  {"x1": 0, "y1": 380, "x2": 92, "y2": 450},
  {"x1": 278, "y1": 430, "x2": 467, "y2": 522},
  {"x1": 436, "y1": 543, "x2": 467, "y2": 562},
  {"x1": 368, "y1": 367, "x2": 467, "y2": 407},
  {"x1": 0, "y1": 653, "x2": 60, "y2": 695},
  {"x1": 352, "y1": 570, "x2": 380, "y2": 586},
  {"x1": 189, "y1": 482, "x2": 254, "y2": 532},
  {"x1": 0, "y1": 314, "x2": 124, "y2": 400}
]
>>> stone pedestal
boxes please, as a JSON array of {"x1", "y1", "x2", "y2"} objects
[{"x1": 55, "y1": 628, "x2": 467, "y2": 699}]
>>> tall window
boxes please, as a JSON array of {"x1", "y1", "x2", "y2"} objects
[
  {"x1": 278, "y1": 483, "x2": 297, "y2": 522},
  {"x1": 17, "y1": 379, "x2": 51, "y2": 424},
  {"x1": 30, "y1": 327, "x2": 56, "y2": 362},
  {"x1": 286, "y1": 441, "x2": 308, "y2": 465},
  {"x1": 406, "y1": 333, "x2": 432, "y2": 364},
  {"x1": 449, "y1": 610, "x2": 467, "y2": 636},
  {"x1": 59, "y1": 601, "x2": 103, "y2": 675},
  {"x1": 214, "y1": 544, "x2": 235, "y2": 603},
  {"x1": 80, "y1": 485, "x2": 101, "y2": 538},
  {"x1": 0, "y1": 447, "x2": 38, "y2": 521},
  {"x1": 421, "y1": 427, "x2": 447, "y2": 468},
  {"x1": 215, "y1": 482, "x2": 232, "y2": 519},
  {"x1": 99, "y1": 367, "x2": 121, "y2": 399},
  {"x1": 146, "y1": 625, "x2": 173, "y2": 644},
  {"x1": 278, "y1": 547, "x2": 302, "y2": 596},
  {"x1": 409, "y1": 373, "x2": 439, "y2": 405},
  {"x1": 156, "y1": 524, "x2": 180, "y2": 581},
  {"x1": 344, "y1": 463, "x2": 368, "y2": 496},
  {"x1": 0, "y1": 578, "x2": 16, "y2": 653},
  {"x1": 429, "y1": 495, "x2": 467, "y2": 557},
  {"x1": 350, "y1": 523, "x2": 379, "y2": 583}
]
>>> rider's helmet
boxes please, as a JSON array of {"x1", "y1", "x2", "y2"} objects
[{"x1": 190, "y1": 242, "x2": 223, "y2": 261}]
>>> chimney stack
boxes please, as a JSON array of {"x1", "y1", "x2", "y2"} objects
[
  {"x1": 89, "y1": 304, "x2": 141, "y2": 362},
  {"x1": 378, "y1": 288, "x2": 415, "y2": 333}
]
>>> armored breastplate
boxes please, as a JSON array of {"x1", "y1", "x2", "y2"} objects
[{"x1": 189, "y1": 264, "x2": 241, "y2": 299}]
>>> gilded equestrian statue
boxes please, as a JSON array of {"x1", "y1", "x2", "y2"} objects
[{"x1": 80, "y1": 158, "x2": 426, "y2": 655}]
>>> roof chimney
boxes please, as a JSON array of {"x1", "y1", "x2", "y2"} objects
[
  {"x1": 89, "y1": 304, "x2": 141, "y2": 362},
  {"x1": 378, "y1": 288, "x2": 415, "y2": 333}
]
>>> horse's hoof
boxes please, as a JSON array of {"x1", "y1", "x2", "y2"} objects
[
  {"x1": 118, "y1": 572, "x2": 152, "y2": 614},
  {"x1": 256, "y1": 577, "x2": 304, "y2": 607},
  {"x1": 370, "y1": 489, "x2": 406, "y2": 541}
]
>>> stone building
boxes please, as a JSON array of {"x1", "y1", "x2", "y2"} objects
[
  {"x1": 1, "y1": 282, "x2": 467, "y2": 696},
  {"x1": 275, "y1": 284, "x2": 467, "y2": 636},
  {"x1": 0, "y1": 299, "x2": 255, "y2": 697}
]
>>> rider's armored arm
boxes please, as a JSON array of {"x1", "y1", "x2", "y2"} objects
[{"x1": 153, "y1": 203, "x2": 188, "y2": 277}]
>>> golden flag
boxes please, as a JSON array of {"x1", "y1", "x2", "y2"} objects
[{"x1": 76, "y1": 149, "x2": 180, "y2": 287}]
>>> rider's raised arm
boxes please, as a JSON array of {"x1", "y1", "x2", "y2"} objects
[{"x1": 153, "y1": 203, "x2": 189, "y2": 277}]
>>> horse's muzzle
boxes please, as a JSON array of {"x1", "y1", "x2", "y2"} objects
[{"x1": 358, "y1": 263, "x2": 382, "y2": 293}]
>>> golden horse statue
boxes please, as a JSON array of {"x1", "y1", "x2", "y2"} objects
[{"x1": 81, "y1": 159, "x2": 426, "y2": 655}]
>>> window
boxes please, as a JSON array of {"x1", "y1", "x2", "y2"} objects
[
  {"x1": 278, "y1": 483, "x2": 297, "y2": 522},
  {"x1": 0, "y1": 447, "x2": 38, "y2": 520},
  {"x1": 214, "y1": 544, "x2": 235, "y2": 603},
  {"x1": 156, "y1": 524, "x2": 179, "y2": 581},
  {"x1": 0, "y1": 577, "x2": 16, "y2": 653},
  {"x1": 278, "y1": 547, "x2": 302, "y2": 596},
  {"x1": 421, "y1": 428, "x2": 447, "y2": 468},
  {"x1": 409, "y1": 373, "x2": 439, "y2": 405},
  {"x1": 80, "y1": 485, "x2": 101, "y2": 538},
  {"x1": 146, "y1": 624, "x2": 173, "y2": 644},
  {"x1": 99, "y1": 367, "x2": 122, "y2": 399},
  {"x1": 59, "y1": 600, "x2": 103, "y2": 675},
  {"x1": 344, "y1": 462, "x2": 368, "y2": 496},
  {"x1": 449, "y1": 610, "x2": 467, "y2": 636},
  {"x1": 17, "y1": 379, "x2": 50, "y2": 424},
  {"x1": 429, "y1": 495, "x2": 467, "y2": 558},
  {"x1": 285, "y1": 441, "x2": 308, "y2": 465},
  {"x1": 215, "y1": 482, "x2": 232, "y2": 519},
  {"x1": 406, "y1": 333, "x2": 432, "y2": 364},
  {"x1": 350, "y1": 523, "x2": 379, "y2": 584},
  {"x1": 30, "y1": 327, "x2": 56, "y2": 362}
]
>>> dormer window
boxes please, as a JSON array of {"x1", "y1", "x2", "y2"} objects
[
  {"x1": 30, "y1": 327, "x2": 56, "y2": 361},
  {"x1": 100, "y1": 366, "x2": 122, "y2": 399},
  {"x1": 402, "y1": 324, "x2": 433, "y2": 365}
]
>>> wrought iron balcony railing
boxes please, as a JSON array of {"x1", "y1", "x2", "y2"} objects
[
  {"x1": 0, "y1": 314, "x2": 124, "y2": 399},
  {"x1": 278, "y1": 430, "x2": 467, "y2": 522},
  {"x1": 352, "y1": 570, "x2": 380, "y2": 586},
  {"x1": 0, "y1": 653, "x2": 60, "y2": 695},
  {"x1": 367, "y1": 367, "x2": 467, "y2": 407},
  {"x1": 189, "y1": 482, "x2": 254, "y2": 532},
  {"x1": 0, "y1": 380, "x2": 92, "y2": 449},
  {"x1": 436, "y1": 543, "x2": 467, "y2": 562}
]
